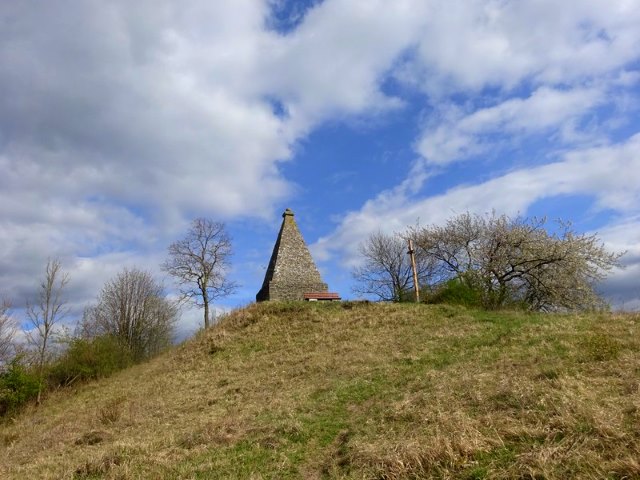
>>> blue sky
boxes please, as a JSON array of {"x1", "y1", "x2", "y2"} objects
[{"x1": 1, "y1": 0, "x2": 640, "y2": 338}]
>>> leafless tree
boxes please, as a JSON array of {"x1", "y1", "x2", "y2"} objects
[
  {"x1": 411, "y1": 212, "x2": 623, "y2": 311},
  {"x1": 162, "y1": 218, "x2": 236, "y2": 328},
  {"x1": 0, "y1": 298, "x2": 17, "y2": 366},
  {"x1": 82, "y1": 268, "x2": 177, "y2": 361},
  {"x1": 26, "y1": 258, "x2": 69, "y2": 403},
  {"x1": 352, "y1": 231, "x2": 437, "y2": 302}
]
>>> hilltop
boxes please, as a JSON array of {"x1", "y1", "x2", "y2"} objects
[{"x1": 1, "y1": 302, "x2": 639, "y2": 479}]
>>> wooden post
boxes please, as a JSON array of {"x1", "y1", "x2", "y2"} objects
[{"x1": 407, "y1": 239, "x2": 420, "y2": 303}]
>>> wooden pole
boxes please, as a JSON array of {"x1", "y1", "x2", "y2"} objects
[{"x1": 407, "y1": 239, "x2": 420, "y2": 303}]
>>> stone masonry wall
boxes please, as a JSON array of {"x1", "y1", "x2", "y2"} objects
[{"x1": 256, "y1": 209, "x2": 328, "y2": 301}]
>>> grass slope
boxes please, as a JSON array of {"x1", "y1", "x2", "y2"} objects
[{"x1": 1, "y1": 302, "x2": 640, "y2": 479}]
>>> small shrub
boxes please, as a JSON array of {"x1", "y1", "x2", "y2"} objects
[
  {"x1": 98, "y1": 396, "x2": 126, "y2": 425},
  {"x1": 74, "y1": 450, "x2": 125, "y2": 478},
  {"x1": 0, "y1": 357, "x2": 40, "y2": 416},
  {"x1": 429, "y1": 278, "x2": 483, "y2": 307},
  {"x1": 579, "y1": 334, "x2": 621, "y2": 362},
  {"x1": 48, "y1": 335, "x2": 133, "y2": 387},
  {"x1": 398, "y1": 288, "x2": 418, "y2": 303},
  {"x1": 75, "y1": 430, "x2": 111, "y2": 446}
]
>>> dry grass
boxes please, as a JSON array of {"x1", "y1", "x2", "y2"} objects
[{"x1": 1, "y1": 302, "x2": 639, "y2": 479}]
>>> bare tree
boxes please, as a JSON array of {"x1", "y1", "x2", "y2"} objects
[
  {"x1": 162, "y1": 218, "x2": 236, "y2": 328},
  {"x1": 82, "y1": 268, "x2": 177, "y2": 361},
  {"x1": 412, "y1": 212, "x2": 623, "y2": 311},
  {"x1": 0, "y1": 298, "x2": 16, "y2": 366},
  {"x1": 26, "y1": 258, "x2": 69, "y2": 403},
  {"x1": 352, "y1": 231, "x2": 436, "y2": 302}
]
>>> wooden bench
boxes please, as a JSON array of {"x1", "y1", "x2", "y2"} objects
[{"x1": 303, "y1": 292, "x2": 341, "y2": 301}]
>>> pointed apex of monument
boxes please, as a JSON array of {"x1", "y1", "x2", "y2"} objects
[{"x1": 283, "y1": 208, "x2": 294, "y2": 217}]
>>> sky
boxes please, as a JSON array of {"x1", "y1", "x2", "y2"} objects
[{"x1": 1, "y1": 0, "x2": 640, "y2": 339}]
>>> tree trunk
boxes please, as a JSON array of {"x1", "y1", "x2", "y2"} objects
[
  {"x1": 203, "y1": 291, "x2": 210, "y2": 329},
  {"x1": 36, "y1": 340, "x2": 47, "y2": 406}
]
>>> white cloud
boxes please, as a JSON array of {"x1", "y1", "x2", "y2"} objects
[
  {"x1": 314, "y1": 133, "x2": 640, "y2": 267},
  {"x1": 308, "y1": 0, "x2": 640, "y2": 312},
  {"x1": 594, "y1": 216, "x2": 640, "y2": 309},
  {"x1": 1, "y1": 0, "x2": 640, "y2": 321},
  {"x1": 260, "y1": 0, "x2": 429, "y2": 131},
  {"x1": 596, "y1": 217, "x2": 640, "y2": 264},
  {"x1": 417, "y1": 86, "x2": 606, "y2": 164},
  {"x1": 0, "y1": 0, "x2": 435, "y2": 316},
  {"x1": 0, "y1": 1, "x2": 283, "y2": 314},
  {"x1": 0, "y1": 1, "x2": 292, "y2": 222},
  {"x1": 401, "y1": 0, "x2": 640, "y2": 93}
]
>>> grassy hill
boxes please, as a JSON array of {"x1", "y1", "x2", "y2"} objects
[{"x1": 1, "y1": 302, "x2": 639, "y2": 479}]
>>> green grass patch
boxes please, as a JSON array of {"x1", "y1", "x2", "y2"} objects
[{"x1": 2, "y1": 303, "x2": 640, "y2": 480}]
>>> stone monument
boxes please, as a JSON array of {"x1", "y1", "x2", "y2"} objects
[{"x1": 256, "y1": 208, "x2": 337, "y2": 301}]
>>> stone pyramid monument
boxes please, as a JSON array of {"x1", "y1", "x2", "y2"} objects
[{"x1": 256, "y1": 208, "x2": 332, "y2": 301}]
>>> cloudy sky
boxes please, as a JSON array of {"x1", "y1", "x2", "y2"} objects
[{"x1": 2, "y1": 0, "x2": 640, "y2": 337}]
